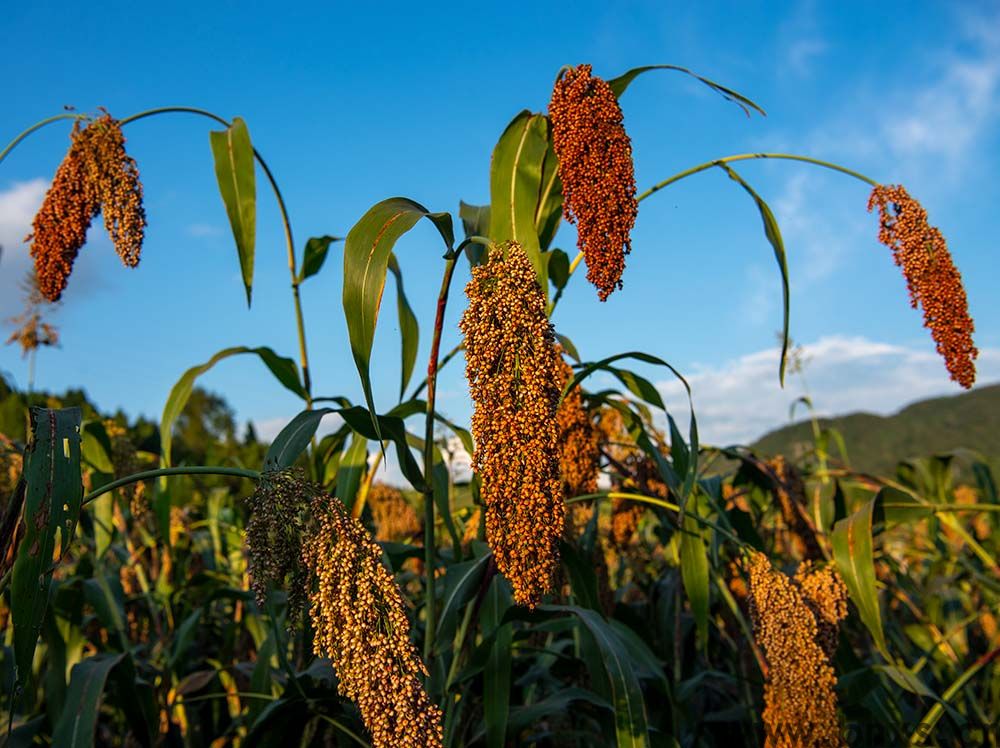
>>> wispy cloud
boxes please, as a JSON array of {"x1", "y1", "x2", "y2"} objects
[
  {"x1": 656, "y1": 335, "x2": 1000, "y2": 445},
  {"x1": 0, "y1": 179, "x2": 47, "y2": 315},
  {"x1": 186, "y1": 223, "x2": 223, "y2": 238}
]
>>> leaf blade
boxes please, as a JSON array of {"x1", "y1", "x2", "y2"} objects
[{"x1": 209, "y1": 117, "x2": 256, "y2": 305}]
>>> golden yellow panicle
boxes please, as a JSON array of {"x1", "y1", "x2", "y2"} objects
[
  {"x1": 459, "y1": 241, "x2": 564, "y2": 607},
  {"x1": 555, "y1": 350, "x2": 599, "y2": 499},
  {"x1": 303, "y1": 493, "x2": 443, "y2": 748},
  {"x1": 549, "y1": 64, "x2": 638, "y2": 301},
  {"x1": 868, "y1": 184, "x2": 976, "y2": 388},
  {"x1": 795, "y1": 561, "x2": 848, "y2": 662},
  {"x1": 746, "y1": 552, "x2": 846, "y2": 748},
  {"x1": 368, "y1": 482, "x2": 421, "y2": 542},
  {"x1": 28, "y1": 114, "x2": 146, "y2": 302}
]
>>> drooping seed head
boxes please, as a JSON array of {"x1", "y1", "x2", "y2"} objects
[
  {"x1": 868, "y1": 184, "x2": 976, "y2": 388},
  {"x1": 303, "y1": 492, "x2": 443, "y2": 748},
  {"x1": 549, "y1": 64, "x2": 638, "y2": 301},
  {"x1": 368, "y1": 482, "x2": 421, "y2": 543},
  {"x1": 28, "y1": 114, "x2": 146, "y2": 302},
  {"x1": 746, "y1": 552, "x2": 846, "y2": 748},
  {"x1": 459, "y1": 240, "x2": 564, "y2": 607}
]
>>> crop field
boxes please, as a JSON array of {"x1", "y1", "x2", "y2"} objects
[{"x1": 0, "y1": 26, "x2": 997, "y2": 748}]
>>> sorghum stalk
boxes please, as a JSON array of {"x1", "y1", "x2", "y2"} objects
[{"x1": 423, "y1": 253, "x2": 459, "y2": 657}]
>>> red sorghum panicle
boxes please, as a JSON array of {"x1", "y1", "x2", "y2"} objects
[
  {"x1": 303, "y1": 493, "x2": 443, "y2": 748},
  {"x1": 549, "y1": 64, "x2": 638, "y2": 301},
  {"x1": 28, "y1": 114, "x2": 146, "y2": 302},
  {"x1": 746, "y1": 552, "x2": 846, "y2": 748},
  {"x1": 459, "y1": 241, "x2": 564, "y2": 607},
  {"x1": 868, "y1": 184, "x2": 976, "y2": 388},
  {"x1": 555, "y1": 350, "x2": 599, "y2": 500}
]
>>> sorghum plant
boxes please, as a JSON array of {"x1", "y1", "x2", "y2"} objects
[{"x1": 0, "y1": 59, "x2": 992, "y2": 748}]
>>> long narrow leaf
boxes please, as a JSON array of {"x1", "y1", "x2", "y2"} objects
[
  {"x1": 342, "y1": 197, "x2": 453, "y2": 439},
  {"x1": 606, "y1": 64, "x2": 766, "y2": 117},
  {"x1": 209, "y1": 117, "x2": 256, "y2": 305}
]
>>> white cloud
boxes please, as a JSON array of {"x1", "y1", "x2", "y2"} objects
[
  {"x1": 656, "y1": 335, "x2": 1000, "y2": 445},
  {"x1": 0, "y1": 179, "x2": 47, "y2": 313}
]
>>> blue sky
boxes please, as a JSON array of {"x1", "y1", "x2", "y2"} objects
[{"x1": 1, "y1": 1, "x2": 998, "y2": 452}]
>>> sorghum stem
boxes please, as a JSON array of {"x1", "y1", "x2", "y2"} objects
[
  {"x1": 638, "y1": 152, "x2": 878, "y2": 203},
  {"x1": 81, "y1": 466, "x2": 259, "y2": 507},
  {"x1": 423, "y1": 255, "x2": 459, "y2": 661},
  {"x1": 0, "y1": 113, "x2": 84, "y2": 167},
  {"x1": 118, "y1": 107, "x2": 313, "y2": 404}
]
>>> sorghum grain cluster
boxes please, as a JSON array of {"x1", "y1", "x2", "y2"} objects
[
  {"x1": 29, "y1": 114, "x2": 146, "y2": 302},
  {"x1": 549, "y1": 64, "x2": 638, "y2": 301},
  {"x1": 459, "y1": 241, "x2": 564, "y2": 607},
  {"x1": 303, "y1": 493, "x2": 443, "y2": 748},
  {"x1": 746, "y1": 552, "x2": 847, "y2": 748},
  {"x1": 868, "y1": 184, "x2": 976, "y2": 388}
]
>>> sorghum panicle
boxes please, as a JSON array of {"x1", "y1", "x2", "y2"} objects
[
  {"x1": 746, "y1": 552, "x2": 846, "y2": 748},
  {"x1": 29, "y1": 114, "x2": 146, "y2": 302},
  {"x1": 555, "y1": 351, "x2": 600, "y2": 499},
  {"x1": 303, "y1": 493, "x2": 443, "y2": 748},
  {"x1": 868, "y1": 184, "x2": 976, "y2": 388},
  {"x1": 459, "y1": 241, "x2": 564, "y2": 607},
  {"x1": 244, "y1": 469, "x2": 314, "y2": 621},
  {"x1": 549, "y1": 64, "x2": 638, "y2": 301},
  {"x1": 368, "y1": 482, "x2": 421, "y2": 543}
]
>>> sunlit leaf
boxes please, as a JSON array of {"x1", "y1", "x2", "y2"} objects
[
  {"x1": 209, "y1": 117, "x2": 256, "y2": 305},
  {"x1": 342, "y1": 197, "x2": 453, "y2": 438},
  {"x1": 606, "y1": 64, "x2": 766, "y2": 117},
  {"x1": 299, "y1": 235, "x2": 342, "y2": 281}
]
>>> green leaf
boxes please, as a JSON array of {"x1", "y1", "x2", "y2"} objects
[
  {"x1": 540, "y1": 605, "x2": 650, "y2": 747},
  {"x1": 342, "y1": 197, "x2": 453, "y2": 439},
  {"x1": 386, "y1": 253, "x2": 419, "y2": 401},
  {"x1": 536, "y1": 135, "x2": 563, "y2": 251},
  {"x1": 299, "y1": 235, "x2": 342, "y2": 281},
  {"x1": 459, "y1": 200, "x2": 490, "y2": 266},
  {"x1": 719, "y1": 165, "x2": 791, "y2": 386},
  {"x1": 209, "y1": 117, "x2": 256, "y2": 305},
  {"x1": 11, "y1": 407, "x2": 82, "y2": 699},
  {"x1": 483, "y1": 574, "x2": 513, "y2": 748},
  {"x1": 263, "y1": 407, "x2": 425, "y2": 491},
  {"x1": 832, "y1": 497, "x2": 889, "y2": 658},
  {"x1": 554, "y1": 332, "x2": 580, "y2": 362},
  {"x1": 606, "y1": 64, "x2": 766, "y2": 117},
  {"x1": 488, "y1": 110, "x2": 551, "y2": 290},
  {"x1": 161, "y1": 346, "x2": 305, "y2": 467},
  {"x1": 506, "y1": 688, "x2": 610, "y2": 735},
  {"x1": 680, "y1": 513, "x2": 709, "y2": 649},
  {"x1": 435, "y1": 553, "x2": 491, "y2": 649},
  {"x1": 80, "y1": 421, "x2": 114, "y2": 474},
  {"x1": 52, "y1": 653, "x2": 155, "y2": 747},
  {"x1": 560, "y1": 540, "x2": 601, "y2": 612},
  {"x1": 336, "y1": 432, "x2": 368, "y2": 509},
  {"x1": 547, "y1": 248, "x2": 570, "y2": 291}
]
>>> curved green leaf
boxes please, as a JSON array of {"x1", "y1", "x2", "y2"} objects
[
  {"x1": 483, "y1": 574, "x2": 513, "y2": 748},
  {"x1": 209, "y1": 117, "x2": 256, "y2": 305},
  {"x1": 540, "y1": 605, "x2": 650, "y2": 747},
  {"x1": 606, "y1": 64, "x2": 766, "y2": 117},
  {"x1": 11, "y1": 407, "x2": 82, "y2": 699},
  {"x1": 535, "y1": 134, "x2": 563, "y2": 251},
  {"x1": 459, "y1": 200, "x2": 490, "y2": 267},
  {"x1": 336, "y1": 432, "x2": 368, "y2": 509},
  {"x1": 342, "y1": 197, "x2": 453, "y2": 438},
  {"x1": 161, "y1": 346, "x2": 305, "y2": 468},
  {"x1": 263, "y1": 407, "x2": 425, "y2": 491},
  {"x1": 299, "y1": 235, "x2": 342, "y2": 281},
  {"x1": 719, "y1": 165, "x2": 791, "y2": 386},
  {"x1": 435, "y1": 553, "x2": 491, "y2": 649},
  {"x1": 52, "y1": 652, "x2": 155, "y2": 747},
  {"x1": 680, "y1": 513, "x2": 710, "y2": 649},
  {"x1": 832, "y1": 496, "x2": 889, "y2": 658},
  {"x1": 488, "y1": 111, "x2": 550, "y2": 289},
  {"x1": 387, "y1": 253, "x2": 419, "y2": 401}
]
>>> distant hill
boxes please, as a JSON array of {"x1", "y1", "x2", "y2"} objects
[{"x1": 751, "y1": 383, "x2": 1000, "y2": 476}]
